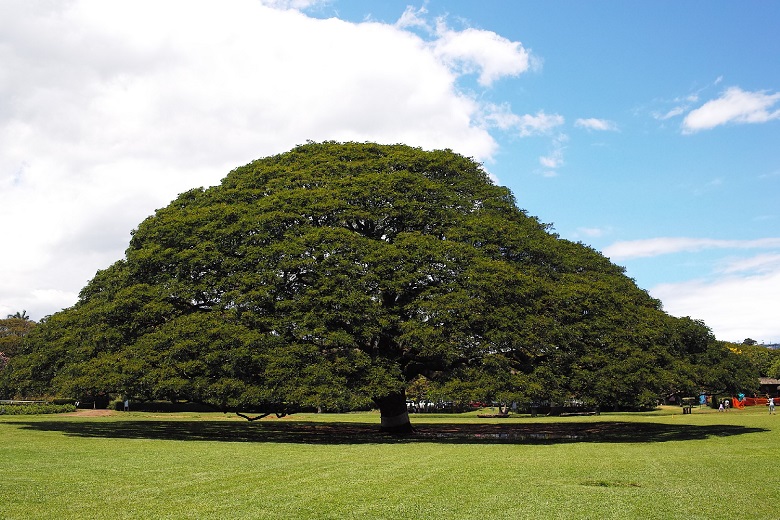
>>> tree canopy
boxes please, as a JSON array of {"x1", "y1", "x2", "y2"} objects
[
  {"x1": 2, "y1": 142, "x2": 756, "y2": 429},
  {"x1": 0, "y1": 314, "x2": 36, "y2": 370}
]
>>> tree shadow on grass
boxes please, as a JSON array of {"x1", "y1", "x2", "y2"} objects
[{"x1": 8, "y1": 419, "x2": 768, "y2": 445}]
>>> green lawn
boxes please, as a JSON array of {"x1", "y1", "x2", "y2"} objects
[{"x1": 1, "y1": 406, "x2": 777, "y2": 519}]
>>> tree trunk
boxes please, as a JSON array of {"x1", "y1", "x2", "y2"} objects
[{"x1": 374, "y1": 391, "x2": 414, "y2": 434}]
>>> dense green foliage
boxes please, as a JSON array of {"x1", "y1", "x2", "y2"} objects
[
  {"x1": 0, "y1": 315, "x2": 36, "y2": 360},
  {"x1": 1, "y1": 142, "x2": 757, "y2": 416},
  {"x1": 0, "y1": 403, "x2": 75, "y2": 415},
  {"x1": 721, "y1": 341, "x2": 780, "y2": 380}
]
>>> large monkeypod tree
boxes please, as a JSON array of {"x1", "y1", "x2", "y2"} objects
[{"x1": 6, "y1": 142, "x2": 730, "y2": 431}]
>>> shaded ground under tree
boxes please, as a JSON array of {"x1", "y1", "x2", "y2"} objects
[{"x1": 9, "y1": 417, "x2": 767, "y2": 445}]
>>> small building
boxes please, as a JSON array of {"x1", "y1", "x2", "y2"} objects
[{"x1": 759, "y1": 377, "x2": 780, "y2": 397}]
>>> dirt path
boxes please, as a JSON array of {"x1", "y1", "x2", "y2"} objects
[{"x1": 62, "y1": 408, "x2": 115, "y2": 417}]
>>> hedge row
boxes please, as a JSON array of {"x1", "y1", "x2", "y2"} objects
[{"x1": 0, "y1": 403, "x2": 76, "y2": 415}]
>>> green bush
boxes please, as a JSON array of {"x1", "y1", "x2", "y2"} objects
[{"x1": 0, "y1": 403, "x2": 76, "y2": 415}]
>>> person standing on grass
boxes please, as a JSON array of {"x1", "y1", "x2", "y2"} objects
[
  {"x1": 719, "y1": 401, "x2": 724, "y2": 412},
  {"x1": 124, "y1": 399, "x2": 130, "y2": 412},
  {"x1": 769, "y1": 397, "x2": 775, "y2": 414}
]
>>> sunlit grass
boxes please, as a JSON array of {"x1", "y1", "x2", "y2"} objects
[{"x1": 1, "y1": 405, "x2": 778, "y2": 519}]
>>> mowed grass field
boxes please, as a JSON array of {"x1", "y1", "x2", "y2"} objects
[{"x1": 1, "y1": 405, "x2": 778, "y2": 519}]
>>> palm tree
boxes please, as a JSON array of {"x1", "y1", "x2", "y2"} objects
[{"x1": 6, "y1": 310, "x2": 30, "y2": 320}]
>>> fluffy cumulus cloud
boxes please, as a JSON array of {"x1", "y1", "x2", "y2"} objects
[
  {"x1": 0, "y1": 0, "x2": 535, "y2": 319},
  {"x1": 394, "y1": 6, "x2": 534, "y2": 87},
  {"x1": 682, "y1": 87, "x2": 780, "y2": 133},
  {"x1": 431, "y1": 21, "x2": 531, "y2": 87}
]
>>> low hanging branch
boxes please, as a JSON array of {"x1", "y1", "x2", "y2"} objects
[
  {"x1": 234, "y1": 411, "x2": 289, "y2": 421},
  {"x1": 189, "y1": 400, "x2": 291, "y2": 421},
  {"x1": 236, "y1": 412, "x2": 272, "y2": 421}
]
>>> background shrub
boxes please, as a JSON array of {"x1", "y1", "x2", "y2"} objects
[{"x1": 0, "y1": 403, "x2": 76, "y2": 415}]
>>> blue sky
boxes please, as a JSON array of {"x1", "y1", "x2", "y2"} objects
[{"x1": 1, "y1": 1, "x2": 778, "y2": 342}]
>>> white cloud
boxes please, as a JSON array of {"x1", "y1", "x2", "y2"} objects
[
  {"x1": 574, "y1": 118, "x2": 618, "y2": 131},
  {"x1": 682, "y1": 87, "x2": 780, "y2": 133},
  {"x1": 758, "y1": 170, "x2": 780, "y2": 180},
  {"x1": 396, "y1": 6, "x2": 534, "y2": 86},
  {"x1": 539, "y1": 150, "x2": 563, "y2": 169},
  {"x1": 518, "y1": 112, "x2": 565, "y2": 136},
  {"x1": 0, "y1": 0, "x2": 540, "y2": 320},
  {"x1": 576, "y1": 227, "x2": 610, "y2": 238},
  {"x1": 482, "y1": 106, "x2": 563, "y2": 137},
  {"x1": 396, "y1": 5, "x2": 429, "y2": 29},
  {"x1": 537, "y1": 132, "x2": 568, "y2": 175},
  {"x1": 604, "y1": 237, "x2": 780, "y2": 261},
  {"x1": 432, "y1": 19, "x2": 531, "y2": 87},
  {"x1": 608, "y1": 239, "x2": 780, "y2": 342},
  {"x1": 652, "y1": 268, "x2": 780, "y2": 343},
  {"x1": 717, "y1": 253, "x2": 780, "y2": 275},
  {"x1": 258, "y1": 0, "x2": 325, "y2": 8},
  {"x1": 656, "y1": 106, "x2": 686, "y2": 120}
]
